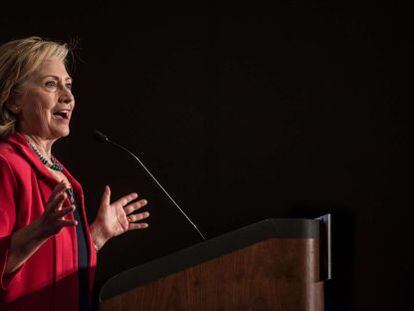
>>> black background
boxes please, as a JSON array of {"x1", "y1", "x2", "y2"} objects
[{"x1": 1, "y1": 1, "x2": 411, "y2": 310}]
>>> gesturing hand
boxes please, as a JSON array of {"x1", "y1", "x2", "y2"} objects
[
  {"x1": 92, "y1": 185, "x2": 150, "y2": 248},
  {"x1": 36, "y1": 181, "x2": 77, "y2": 239}
]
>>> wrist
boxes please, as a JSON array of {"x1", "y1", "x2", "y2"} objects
[
  {"x1": 25, "y1": 219, "x2": 49, "y2": 248},
  {"x1": 90, "y1": 220, "x2": 110, "y2": 252},
  {"x1": 6, "y1": 220, "x2": 48, "y2": 275}
]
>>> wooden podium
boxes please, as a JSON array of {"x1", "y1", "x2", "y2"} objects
[{"x1": 99, "y1": 217, "x2": 330, "y2": 311}]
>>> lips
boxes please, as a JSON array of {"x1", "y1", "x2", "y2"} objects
[{"x1": 52, "y1": 109, "x2": 71, "y2": 120}]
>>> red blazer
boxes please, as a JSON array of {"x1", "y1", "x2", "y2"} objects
[{"x1": 0, "y1": 133, "x2": 97, "y2": 310}]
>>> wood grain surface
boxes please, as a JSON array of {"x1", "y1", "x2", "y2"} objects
[{"x1": 101, "y1": 238, "x2": 323, "y2": 311}]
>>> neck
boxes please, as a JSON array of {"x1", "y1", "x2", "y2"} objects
[{"x1": 23, "y1": 133, "x2": 56, "y2": 159}]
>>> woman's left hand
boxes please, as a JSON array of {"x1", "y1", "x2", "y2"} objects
[{"x1": 90, "y1": 185, "x2": 150, "y2": 251}]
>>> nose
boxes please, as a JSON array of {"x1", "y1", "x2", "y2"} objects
[
  {"x1": 58, "y1": 86, "x2": 74, "y2": 104},
  {"x1": 60, "y1": 95, "x2": 73, "y2": 104}
]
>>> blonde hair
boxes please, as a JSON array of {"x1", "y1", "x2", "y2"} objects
[{"x1": 0, "y1": 36, "x2": 70, "y2": 138}]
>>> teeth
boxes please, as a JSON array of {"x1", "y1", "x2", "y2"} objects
[{"x1": 53, "y1": 109, "x2": 70, "y2": 118}]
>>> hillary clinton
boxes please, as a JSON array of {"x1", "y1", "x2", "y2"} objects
[{"x1": 0, "y1": 37, "x2": 150, "y2": 310}]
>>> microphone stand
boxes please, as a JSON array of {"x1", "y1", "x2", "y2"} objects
[{"x1": 93, "y1": 130, "x2": 207, "y2": 241}]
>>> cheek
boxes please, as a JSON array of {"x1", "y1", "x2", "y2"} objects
[
  {"x1": 33, "y1": 104, "x2": 49, "y2": 121},
  {"x1": 23, "y1": 92, "x2": 55, "y2": 122}
]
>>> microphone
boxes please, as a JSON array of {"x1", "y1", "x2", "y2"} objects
[
  {"x1": 92, "y1": 129, "x2": 206, "y2": 241},
  {"x1": 93, "y1": 130, "x2": 110, "y2": 143}
]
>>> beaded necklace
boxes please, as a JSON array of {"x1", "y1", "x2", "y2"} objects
[{"x1": 24, "y1": 135, "x2": 63, "y2": 172}]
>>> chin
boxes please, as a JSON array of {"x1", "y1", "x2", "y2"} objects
[
  {"x1": 61, "y1": 128, "x2": 70, "y2": 137},
  {"x1": 51, "y1": 127, "x2": 70, "y2": 139},
  {"x1": 61, "y1": 131, "x2": 70, "y2": 138}
]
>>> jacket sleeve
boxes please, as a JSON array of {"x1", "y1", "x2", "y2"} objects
[{"x1": 0, "y1": 155, "x2": 21, "y2": 290}]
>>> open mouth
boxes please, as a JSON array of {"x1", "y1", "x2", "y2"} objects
[{"x1": 52, "y1": 109, "x2": 70, "y2": 120}]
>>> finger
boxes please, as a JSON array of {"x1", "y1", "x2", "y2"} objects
[
  {"x1": 55, "y1": 192, "x2": 67, "y2": 212},
  {"x1": 60, "y1": 179, "x2": 71, "y2": 188},
  {"x1": 127, "y1": 211, "x2": 150, "y2": 222},
  {"x1": 52, "y1": 180, "x2": 67, "y2": 193},
  {"x1": 46, "y1": 192, "x2": 67, "y2": 215},
  {"x1": 128, "y1": 223, "x2": 149, "y2": 230},
  {"x1": 113, "y1": 192, "x2": 138, "y2": 208},
  {"x1": 100, "y1": 185, "x2": 111, "y2": 207},
  {"x1": 124, "y1": 199, "x2": 148, "y2": 215},
  {"x1": 46, "y1": 182, "x2": 67, "y2": 211},
  {"x1": 51, "y1": 181, "x2": 70, "y2": 201},
  {"x1": 56, "y1": 218, "x2": 78, "y2": 228},
  {"x1": 50, "y1": 181, "x2": 69, "y2": 200},
  {"x1": 52, "y1": 205, "x2": 75, "y2": 220}
]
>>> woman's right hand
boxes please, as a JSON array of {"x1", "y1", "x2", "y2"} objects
[
  {"x1": 35, "y1": 181, "x2": 77, "y2": 240},
  {"x1": 5, "y1": 181, "x2": 77, "y2": 275}
]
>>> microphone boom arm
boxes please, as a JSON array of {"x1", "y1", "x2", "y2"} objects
[{"x1": 94, "y1": 130, "x2": 206, "y2": 241}]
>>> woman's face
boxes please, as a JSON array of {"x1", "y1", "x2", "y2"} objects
[{"x1": 14, "y1": 57, "x2": 75, "y2": 140}]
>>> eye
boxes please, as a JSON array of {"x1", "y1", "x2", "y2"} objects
[
  {"x1": 45, "y1": 81, "x2": 57, "y2": 88},
  {"x1": 65, "y1": 83, "x2": 73, "y2": 90}
]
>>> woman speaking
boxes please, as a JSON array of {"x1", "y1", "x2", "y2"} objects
[{"x1": 0, "y1": 37, "x2": 150, "y2": 310}]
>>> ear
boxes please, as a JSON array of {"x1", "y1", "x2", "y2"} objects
[{"x1": 5, "y1": 94, "x2": 21, "y2": 114}]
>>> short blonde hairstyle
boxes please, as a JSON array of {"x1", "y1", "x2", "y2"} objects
[{"x1": 0, "y1": 36, "x2": 70, "y2": 138}]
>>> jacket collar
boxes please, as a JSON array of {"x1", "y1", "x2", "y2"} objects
[{"x1": 5, "y1": 132, "x2": 82, "y2": 194}]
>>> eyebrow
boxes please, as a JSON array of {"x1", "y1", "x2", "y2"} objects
[{"x1": 41, "y1": 75, "x2": 73, "y2": 82}]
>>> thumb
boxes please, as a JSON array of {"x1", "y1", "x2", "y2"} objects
[{"x1": 100, "y1": 185, "x2": 111, "y2": 207}]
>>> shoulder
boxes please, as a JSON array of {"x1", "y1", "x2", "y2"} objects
[
  {"x1": 0, "y1": 152, "x2": 18, "y2": 190},
  {"x1": 0, "y1": 140, "x2": 32, "y2": 179}
]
